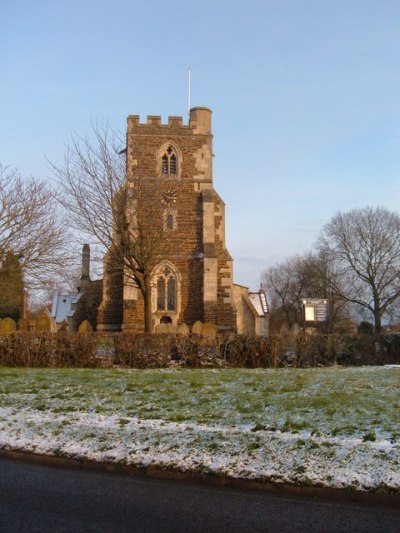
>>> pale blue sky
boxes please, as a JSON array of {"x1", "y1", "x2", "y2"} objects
[{"x1": 1, "y1": 1, "x2": 400, "y2": 288}]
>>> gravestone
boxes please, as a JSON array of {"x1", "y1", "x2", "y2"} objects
[
  {"x1": 177, "y1": 323, "x2": 190, "y2": 336},
  {"x1": 191, "y1": 320, "x2": 203, "y2": 335},
  {"x1": 0, "y1": 317, "x2": 17, "y2": 335},
  {"x1": 78, "y1": 319, "x2": 93, "y2": 333},
  {"x1": 58, "y1": 320, "x2": 68, "y2": 332},
  {"x1": 202, "y1": 323, "x2": 218, "y2": 338},
  {"x1": 36, "y1": 312, "x2": 56, "y2": 332},
  {"x1": 18, "y1": 318, "x2": 30, "y2": 332},
  {"x1": 155, "y1": 323, "x2": 175, "y2": 333}
]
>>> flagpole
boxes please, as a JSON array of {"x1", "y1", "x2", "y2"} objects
[{"x1": 188, "y1": 66, "x2": 191, "y2": 117}]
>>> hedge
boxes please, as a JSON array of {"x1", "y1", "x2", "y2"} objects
[{"x1": 0, "y1": 332, "x2": 400, "y2": 368}]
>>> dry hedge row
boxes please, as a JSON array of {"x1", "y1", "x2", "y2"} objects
[{"x1": 1, "y1": 332, "x2": 400, "y2": 368}]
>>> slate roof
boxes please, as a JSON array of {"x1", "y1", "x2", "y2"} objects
[
  {"x1": 248, "y1": 291, "x2": 269, "y2": 317},
  {"x1": 50, "y1": 293, "x2": 81, "y2": 323}
]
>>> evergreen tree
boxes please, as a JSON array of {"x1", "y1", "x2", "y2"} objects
[{"x1": 0, "y1": 250, "x2": 24, "y2": 321}]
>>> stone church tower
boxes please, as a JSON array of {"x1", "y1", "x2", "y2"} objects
[{"x1": 97, "y1": 107, "x2": 237, "y2": 333}]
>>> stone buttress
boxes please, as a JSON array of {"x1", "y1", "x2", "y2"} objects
[{"x1": 97, "y1": 107, "x2": 236, "y2": 332}]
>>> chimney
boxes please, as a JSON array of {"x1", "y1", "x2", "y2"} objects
[{"x1": 79, "y1": 244, "x2": 91, "y2": 291}]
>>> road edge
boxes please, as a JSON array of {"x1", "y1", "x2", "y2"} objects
[{"x1": 1, "y1": 448, "x2": 399, "y2": 507}]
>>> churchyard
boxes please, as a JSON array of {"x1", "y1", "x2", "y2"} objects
[{"x1": 0, "y1": 365, "x2": 399, "y2": 492}]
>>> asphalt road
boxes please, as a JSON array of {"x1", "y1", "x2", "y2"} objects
[{"x1": 0, "y1": 457, "x2": 399, "y2": 532}]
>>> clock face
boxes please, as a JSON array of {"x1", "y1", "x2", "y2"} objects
[{"x1": 161, "y1": 189, "x2": 177, "y2": 206}]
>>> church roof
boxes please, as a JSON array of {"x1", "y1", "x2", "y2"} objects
[
  {"x1": 50, "y1": 293, "x2": 81, "y2": 323},
  {"x1": 248, "y1": 291, "x2": 269, "y2": 317}
]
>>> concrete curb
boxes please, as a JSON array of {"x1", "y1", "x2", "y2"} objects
[{"x1": 1, "y1": 448, "x2": 399, "y2": 507}]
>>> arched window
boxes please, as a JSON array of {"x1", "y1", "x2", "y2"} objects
[
  {"x1": 156, "y1": 266, "x2": 177, "y2": 311},
  {"x1": 157, "y1": 277, "x2": 165, "y2": 311},
  {"x1": 163, "y1": 208, "x2": 177, "y2": 232},
  {"x1": 167, "y1": 277, "x2": 176, "y2": 311},
  {"x1": 166, "y1": 213, "x2": 174, "y2": 230},
  {"x1": 161, "y1": 145, "x2": 177, "y2": 175}
]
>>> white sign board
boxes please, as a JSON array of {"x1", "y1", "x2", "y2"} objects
[
  {"x1": 305, "y1": 306, "x2": 315, "y2": 321},
  {"x1": 302, "y1": 299, "x2": 329, "y2": 323}
]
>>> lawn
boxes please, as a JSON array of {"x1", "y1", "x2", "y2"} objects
[{"x1": 0, "y1": 366, "x2": 399, "y2": 491}]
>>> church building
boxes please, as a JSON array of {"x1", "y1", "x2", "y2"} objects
[{"x1": 53, "y1": 107, "x2": 268, "y2": 335}]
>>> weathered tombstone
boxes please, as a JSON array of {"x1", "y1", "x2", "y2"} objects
[
  {"x1": 192, "y1": 320, "x2": 203, "y2": 335},
  {"x1": 18, "y1": 318, "x2": 30, "y2": 332},
  {"x1": 36, "y1": 312, "x2": 56, "y2": 332},
  {"x1": 0, "y1": 317, "x2": 17, "y2": 335},
  {"x1": 201, "y1": 323, "x2": 218, "y2": 338},
  {"x1": 78, "y1": 319, "x2": 93, "y2": 333},
  {"x1": 279, "y1": 322, "x2": 290, "y2": 334},
  {"x1": 155, "y1": 323, "x2": 175, "y2": 334},
  {"x1": 291, "y1": 322, "x2": 302, "y2": 335},
  {"x1": 155, "y1": 323, "x2": 166, "y2": 333},
  {"x1": 177, "y1": 323, "x2": 190, "y2": 336},
  {"x1": 58, "y1": 320, "x2": 68, "y2": 332}
]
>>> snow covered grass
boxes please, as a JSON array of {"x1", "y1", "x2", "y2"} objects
[{"x1": 0, "y1": 366, "x2": 399, "y2": 492}]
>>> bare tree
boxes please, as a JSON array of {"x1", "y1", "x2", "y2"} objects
[
  {"x1": 50, "y1": 125, "x2": 168, "y2": 332},
  {"x1": 263, "y1": 251, "x2": 349, "y2": 332},
  {"x1": 318, "y1": 206, "x2": 400, "y2": 333},
  {"x1": 263, "y1": 256, "x2": 305, "y2": 331},
  {"x1": 299, "y1": 251, "x2": 349, "y2": 331},
  {"x1": 0, "y1": 165, "x2": 69, "y2": 292}
]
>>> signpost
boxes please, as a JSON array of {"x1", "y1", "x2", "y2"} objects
[{"x1": 302, "y1": 299, "x2": 329, "y2": 330}]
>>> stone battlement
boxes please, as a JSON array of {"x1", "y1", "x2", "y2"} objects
[
  {"x1": 127, "y1": 107, "x2": 212, "y2": 135},
  {"x1": 127, "y1": 115, "x2": 186, "y2": 128}
]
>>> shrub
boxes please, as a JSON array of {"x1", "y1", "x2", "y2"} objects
[
  {"x1": 358, "y1": 321, "x2": 374, "y2": 335},
  {"x1": 0, "y1": 331, "x2": 399, "y2": 369}
]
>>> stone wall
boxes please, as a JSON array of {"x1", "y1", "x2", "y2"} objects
[
  {"x1": 72, "y1": 280, "x2": 103, "y2": 331},
  {"x1": 97, "y1": 247, "x2": 124, "y2": 331}
]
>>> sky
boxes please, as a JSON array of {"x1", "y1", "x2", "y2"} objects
[{"x1": 1, "y1": 0, "x2": 400, "y2": 289}]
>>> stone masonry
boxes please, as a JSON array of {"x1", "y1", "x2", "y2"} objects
[{"x1": 97, "y1": 107, "x2": 237, "y2": 332}]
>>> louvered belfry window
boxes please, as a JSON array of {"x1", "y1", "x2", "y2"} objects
[
  {"x1": 166, "y1": 213, "x2": 174, "y2": 230},
  {"x1": 162, "y1": 146, "x2": 177, "y2": 175}
]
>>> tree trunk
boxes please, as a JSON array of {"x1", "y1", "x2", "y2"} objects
[
  {"x1": 373, "y1": 291, "x2": 382, "y2": 335},
  {"x1": 374, "y1": 312, "x2": 382, "y2": 335},
  {"x1": 143, "y1": 275, "x2": 153, "y2": 333}
]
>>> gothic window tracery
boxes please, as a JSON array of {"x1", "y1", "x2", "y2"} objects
[
  {"x1": 156, "y1": 266, "x2": 177, "y2": 311},
  {"x1": 161, "y1": 145, "x2": 177, "y2": 175}
]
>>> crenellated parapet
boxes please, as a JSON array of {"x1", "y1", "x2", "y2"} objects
[
  {"x1": 127, "y1": 114, "x2": 186, "y2": 132},
  {"x1": 127, "y1": 107, "x2": 211, "y2": 134},
  {"x1": 126, "y1": 107, "x2": 213, "y2": 182}
]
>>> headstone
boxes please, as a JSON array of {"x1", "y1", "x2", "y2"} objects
[
  {"x1": 78, "y1": 319, "x2": 93, "y2": 333},
  {"x1": 279, "y1": 322, "x2": 290, "y2": 334},
  {"x1": 18, "y1": 318, "x2": 30, "y2": 332},
  {"x1": 155, "y1": 323, "x2": 175, "y2": 333},
  {"x1": 201, "y1": 323, "x2": 218, "y2": 338},
  {"x1": 58, "y1": 320, "x2": 69, "y2": 332},
  {"x1": 0, "y1": 317, "x2": 17, "y2": 335},
  {"x1": 291, "y1": 322, "x2": 302, "y2": 335},
  {"x1": 36, "y1": 312, "x2": 56, "y2": 332},
  {"x1": 191, "y1": 320, "x2": 203, "y2": 335},
  {"x1": 177, "y1": 323, "x2": 190, "y2": 336}
]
